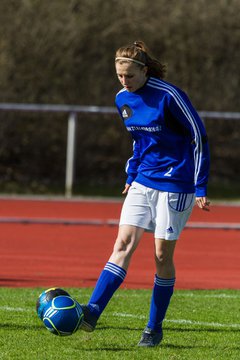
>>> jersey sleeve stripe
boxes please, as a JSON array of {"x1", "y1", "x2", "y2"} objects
[{"x1": 147, "y1": 78, "x2": 203, "y2": 185}]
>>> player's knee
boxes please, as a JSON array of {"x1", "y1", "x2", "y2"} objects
[
  {"x1": 155, "y1": 250, "x2": 165, "y2": 266},
  {"x1": 155, "y1": 250, "x2": 173, "y2": 267},
  {"x1": 114, "y1": 234, "x2": 135, "y2": 255}
]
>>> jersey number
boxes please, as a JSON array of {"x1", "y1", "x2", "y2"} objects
[{"x1": 164, "y1": 167, "x2": 173, "y2": 177}]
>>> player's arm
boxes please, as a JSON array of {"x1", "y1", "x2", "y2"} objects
[
  {"x1": 123, "y1": 140, "x2": 141, "y2": 193},
  {"x1": 122, "y1": 183, "x2": 131, "y2": 194},
  {"x1": 195, "y1": 196, "x2": 210, "y2": 211},
  {"x1": 167, "y1": 90, "x2": 210, "y2": 198}
]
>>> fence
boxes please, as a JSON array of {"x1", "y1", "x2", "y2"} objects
[{"x1": 0, "y1": 103, "x2": 239, "y2": 197}]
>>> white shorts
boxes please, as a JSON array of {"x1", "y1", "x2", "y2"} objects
[{"x1": 119, "y1": 182, "x2": 195, "y2": 240}]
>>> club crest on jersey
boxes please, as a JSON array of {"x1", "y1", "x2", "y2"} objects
[{"x1": 121, "y1": 105, "x2": 132, "y2": 120}]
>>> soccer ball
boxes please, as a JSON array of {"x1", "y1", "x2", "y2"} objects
[
  {"x1": 36, "y1": 287, "x2": 70, "y2": 320},
  {"x1": 42, "y1": 295, "x2": 84, "y2": 336}
]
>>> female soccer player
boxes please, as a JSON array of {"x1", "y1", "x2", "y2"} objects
[{"x1": 80, "y1": 40, "x2": 210, "y2": 347}]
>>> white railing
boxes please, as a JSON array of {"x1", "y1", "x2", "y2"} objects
[{"x1": 0, "y1": 103, "x2": 239, "y2": 197}]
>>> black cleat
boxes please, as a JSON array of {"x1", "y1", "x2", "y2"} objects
[
  {"x1": 79, "y1": 305, "x2": 98, "y2": 332},
  {"x1": 138, "y1": 327, "x2": 163, "y2": 347}
]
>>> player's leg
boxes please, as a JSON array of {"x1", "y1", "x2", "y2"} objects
[
  {"x1": 138, "y1": 239, "x2": 176, "y2": 347},
  {"x1": 80, "y1": 182, "x2": 151, "y2": 332},
  {"x1": 80, "y1": 224, "x2": 144, "y2": 332},
  {"x1": 138, "y1": 191, "x2": 194, "y2": 347},
  {"x1": 108, "y1": 224, "x2": 145, "y2": 269},
  {"x1": 154, "y1": 238, "x2": 177, "y2": 278},
  {"x1": 150, "y1": 238, "x2": 177, "y2": 334}
]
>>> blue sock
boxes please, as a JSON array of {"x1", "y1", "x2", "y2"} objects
[
  {"x1": 88, "y1": 262, "x2": 126, "y2": 318},
  {"x1": 147, "y1": 275, "x2": 175, "y2": 332}
]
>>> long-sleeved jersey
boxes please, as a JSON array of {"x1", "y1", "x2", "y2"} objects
[{"x1": 115, "y1": 77, "x2": 210, "y2": 197}]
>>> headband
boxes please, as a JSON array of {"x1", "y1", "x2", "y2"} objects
[{"x1": 115, "y1": 57, "x2": 146, "y2": 66}]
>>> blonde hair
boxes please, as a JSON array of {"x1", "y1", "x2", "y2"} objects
[{"x1": 115, "y1": 40, "x2": 166, "y2": 79}]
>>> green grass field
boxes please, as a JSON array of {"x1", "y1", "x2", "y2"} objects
[{"x1": 0, "y1": 288, "x2": 239, "y2": 360}]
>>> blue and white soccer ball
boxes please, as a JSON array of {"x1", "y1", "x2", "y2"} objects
[
  {"x1": 42, "y1": 295, "x2": 84, "y2": 336},
  {"x1": 36, "y1": 287, "x2": 70, "y2": 320}
]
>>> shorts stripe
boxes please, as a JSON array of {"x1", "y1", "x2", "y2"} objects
[
  {"x1": 176, "y1": 193, "x2": 188, "y2": 212},
  {"x1": 181, "y1": 193, "x2": 187, "y2": 211},
  {"x1": 176, "y1": 194, "x2": 182, "y2": 211}
]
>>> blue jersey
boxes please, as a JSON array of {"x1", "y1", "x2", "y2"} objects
[{"x1": 115, "y1": 77, "x2": 210, "y2": 197}]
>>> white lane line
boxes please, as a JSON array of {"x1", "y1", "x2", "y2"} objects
[{"x1": 113, "y1": 312, "x2": 240, "y2": 329}]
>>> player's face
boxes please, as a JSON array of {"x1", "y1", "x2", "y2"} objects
[{"x1": 115, "y1": 62, "x2": 148, "y2": 92}]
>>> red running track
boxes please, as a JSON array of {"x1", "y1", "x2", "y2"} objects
[{"x1": 0, "y1": 198, "x2": 239, "y2": 289}]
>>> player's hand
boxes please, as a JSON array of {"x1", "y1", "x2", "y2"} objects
[
  {"x1": 196, "y1": 196, "x2": 210, "y2": 211},
  {"x1": 122, "y1": 184, "x2": 131, "y2": 195}
]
